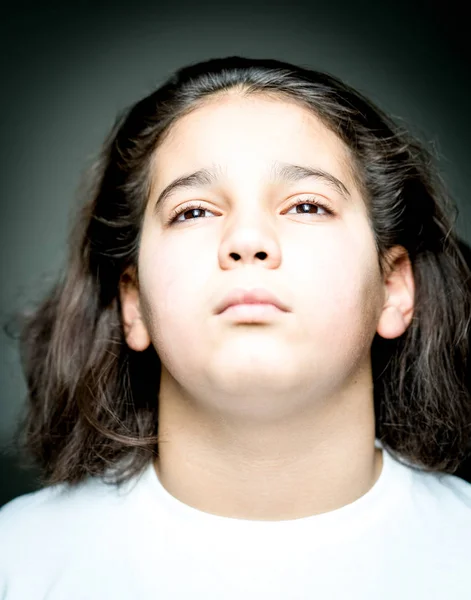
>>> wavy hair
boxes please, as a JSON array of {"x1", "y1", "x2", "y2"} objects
[{"x1": 4, "y1": 56, "x2": 471, "y2": 487}]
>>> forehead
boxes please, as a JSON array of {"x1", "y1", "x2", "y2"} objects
[{"x1": 152, "y1": 93, "x2": 357, "y2": 189}]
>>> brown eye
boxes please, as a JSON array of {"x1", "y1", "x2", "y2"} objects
[
  {"x1": 167, "y1": 202, "x2": 215, "y2": 225},
  {"x1": 284, "y1": 197, "x2": 334, "y2": 216}
]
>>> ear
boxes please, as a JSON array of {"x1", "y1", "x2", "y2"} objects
[
  {"x1": 376, "y1": 246, "x2": 415, "y2": 340},
  {"x1": 119, "y1": 266, "x2": 151, "y2": 351}
]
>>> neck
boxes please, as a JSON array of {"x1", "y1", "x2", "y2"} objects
[{"x1": 153, "y1": 372, "x2": 383, "y2": 521}]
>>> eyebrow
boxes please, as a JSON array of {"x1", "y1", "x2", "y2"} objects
[{"x1": 153, "y1": 161, "x2": 351, "y2": 215}]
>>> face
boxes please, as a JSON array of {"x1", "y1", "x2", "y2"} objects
[{"x1": 124, "y1": 94, "x2": 392, "y2": 421}]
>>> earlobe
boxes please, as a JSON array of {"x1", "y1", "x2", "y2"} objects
[
  {"x1": 376, "y1": 246, "x2": 415, "y2": 340},
  {"x1": 377, "y1": 305, "x2": 408, "y2": 339},
  {"x1": 125, "y1": 318, "x2": 152, "y2": 352},
  {"x1": 119, "y1": 267, "x2": 152, "y2": 352}
]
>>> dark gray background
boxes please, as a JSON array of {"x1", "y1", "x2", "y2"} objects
[{"x1": 1, "y1": 0, "x2": 470, "y2": 506}]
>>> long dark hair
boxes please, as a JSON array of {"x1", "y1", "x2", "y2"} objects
[{"x1": 4, "y1": 56, "x2": 471, "y2": 488}]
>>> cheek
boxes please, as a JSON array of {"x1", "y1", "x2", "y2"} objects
[
  {"x1": 289, "y1": 227, "x2": 382, "y2": 338},
  {"x1": 138, "y1": 237, "x2": 215, "y2": 356}
]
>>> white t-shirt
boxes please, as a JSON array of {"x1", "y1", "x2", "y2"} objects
[{"x1": 1, "y1": 439, "x2": 470, "y2": 599}]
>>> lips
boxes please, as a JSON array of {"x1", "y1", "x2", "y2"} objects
[{"x1": 215, "y1": 287, "x2": 290, "y2": 315}]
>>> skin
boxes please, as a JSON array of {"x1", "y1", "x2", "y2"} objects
[{"x1": 119, "y1": 92, "x2": 414, "y2": 521}]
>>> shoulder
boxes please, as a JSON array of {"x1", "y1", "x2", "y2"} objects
[
  {"x1": 381, "y1": 449, "x2": 471, "y2": 549},
  {"x1": 386, "y1": 447, "x2": 471, "y2": 511},
  {"x1": 404, "y1": 463, "x2": 471, "y2": 535},
  {"x1": 412, "y1": 467, "x2": 471, "y2": 509},
  {"x1": 0, "y1": 467, "x2": 147, "y2": 567},
  {"x1": 0, "y1": 467, "x2": 154, "y2": 599},
  {"x1": 0, "y1": 484, "x2": 67, "y2": 542}
]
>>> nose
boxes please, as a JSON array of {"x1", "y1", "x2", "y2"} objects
[{"x1": 218, "y1": 220, "x2": 282, "y2": 269}]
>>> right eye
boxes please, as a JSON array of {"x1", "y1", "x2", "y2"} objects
[{"x1": 166, "y1": 202, "x2": 216, "y2": 225}]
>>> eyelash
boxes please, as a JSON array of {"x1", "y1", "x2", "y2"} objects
[{"x1": 166, "y1": 196, "x2": 335, "y2": 225}]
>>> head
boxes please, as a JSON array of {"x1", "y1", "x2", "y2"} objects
[
  {"x1": 10, "y1": 57, "x2": 471, "y2": 485},
  {"x1": 121, "y1": 89, "x2": 414, "y2": 429}
]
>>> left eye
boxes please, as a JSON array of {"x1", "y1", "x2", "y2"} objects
[{"x1": 286, "y1": 201, "x2": 330, "y2": 216}]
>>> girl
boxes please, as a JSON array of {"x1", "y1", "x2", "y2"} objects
[{"x1": 1, "y1": 56, "x2": 470, "y2": 599}]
